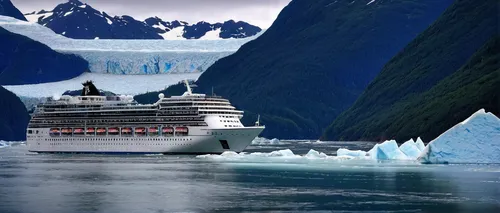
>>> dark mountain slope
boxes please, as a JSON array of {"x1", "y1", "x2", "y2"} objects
[
  {"x1": 0, "y1": 26, "x2": 89, "y2": 85},
  {"x1": 0, "y1": 85, "x2": 30, "y2": 141},
  {"x1": 0, "y1": 0, "x2": 27, "y2": 21},
  {"x1": 322, "y1": 0, "x2": 499, "y2": 142},
  {"x1": 181, "y1": 0, "x2": 453, "y2": 139}
]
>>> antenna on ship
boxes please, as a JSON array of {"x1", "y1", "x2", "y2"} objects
[{"x1": 255, "y1": 114, "x2": 261, "y2": 126}]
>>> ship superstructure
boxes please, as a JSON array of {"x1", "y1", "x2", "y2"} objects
[{"x1": 27, "y1": 80, "x2": 264, "y2": 154}]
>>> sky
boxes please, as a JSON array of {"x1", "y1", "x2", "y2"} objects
[{"x1": 11, "y1": 0, "x2": 291, "y2": 28}]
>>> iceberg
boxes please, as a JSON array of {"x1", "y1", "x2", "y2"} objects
[
  {"x1": 399, "y1": 139, "x2": 422, "y2": 159},
  {"x1": 336, "y1": 148, "x2": 367, "y2": 157},
  {"x1": 366, "y1": 140, "x2": 410, "y2": 160},
  {"x1": 415, "y1": 137, "x2": 426, "y2": 152},
  {"x1": 197, "y1": 149, "x2": 354, "y2": 163},
  {"x1": 251, "y1": 137, "x2": 282, "y2": 145},
  {"x1": 418, "y1": 109, "x2": 500, "y2": 164}
]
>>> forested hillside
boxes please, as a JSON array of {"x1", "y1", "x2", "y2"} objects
[
  {"x1": 322, "y1": 0, "x2": 499, "y2": 142},
  {"x1": 137, "y1": 0, "x2": 453, "y2": 139}
]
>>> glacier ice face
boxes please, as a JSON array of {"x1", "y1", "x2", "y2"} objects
[
  {"x1": 418, "y1": 109, "x2": 500, "y2": 164},
  {"x1": 399, "y1": 139, "x2": 422, "y2": 159},
  {"x1": 0, "y1": 15, "x2": 254, "y2": 75}
]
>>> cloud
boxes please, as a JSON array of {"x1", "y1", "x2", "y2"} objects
[{"x1": 11, "y1": 0, "x2": 291, "y2": 28}]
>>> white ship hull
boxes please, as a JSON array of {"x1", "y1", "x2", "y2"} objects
[{"x1": 27, "y1": 126, "x2": 264, "y2": 154}]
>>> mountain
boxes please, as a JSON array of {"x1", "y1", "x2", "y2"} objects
[
  {"x1": 322, "y1": 0, "x2": 499, "y2": 142},
  {"x1": 135, "y1": 0, "x2": 453, "y2": 139},
  {"x1": 0, "y1": 85, "x2": 30, "y2": 141},
  {"x1": 0, "y1": 26, "x2": 89, "y2": 85},
  {"x1": 0, "y1": 0, "x2": 26, "y2": 21},
  {"x1": 25, "y1": 0, "x2": 262, "y2": 40}
]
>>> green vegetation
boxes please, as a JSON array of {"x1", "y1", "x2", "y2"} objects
[{"x1": 322, "y1": 0, "x2": 499, "y2": 142}]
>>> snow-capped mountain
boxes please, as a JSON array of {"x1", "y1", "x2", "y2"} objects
[{"x1": 25, "y1": 0, "x2": 261, "y2": 40}]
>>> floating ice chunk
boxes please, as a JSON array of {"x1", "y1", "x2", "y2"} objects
[
  {"x1": 304, "y1": 149, "x2": 329, "y2": 159},
  {"x1": 270, "y1": 138, "x2": 280, "y2": 144},
  {"x1": 415, "y1": 137, "x2": 425, "y2": 152},
  {"x1": 336, "y1": 148, "x2": 367, "y2": 157},
  {"x1": 197, "y1": 149, "x2": 356, "y2": 163},
  {"x1": 399, "y1": 139, "x2": 421, "y2": 159},
  {"x1": 367, "y1": 140, "x2": 410, "y2": 160},
  {"x1": 251, "y1": 137, "x2": 282, "y2": 145},
  {"x1": 419, "y1": 109, "x2": 500, "y2": 164},
  {"x1": 0, "y1": 141, "x2": 24, "y2": 148}
]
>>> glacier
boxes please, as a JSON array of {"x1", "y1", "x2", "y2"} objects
[
  {"x1": 0, "y1": 15, "x2": 256, "y2": 74},
  {"x1": 418, "y1": 109, "x2": 500, "y2": 164}
]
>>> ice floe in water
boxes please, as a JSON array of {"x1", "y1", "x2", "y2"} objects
[
  {"x1": 0, "y1": 141, "x2": 25, "y2": 149},
  {"x1": 197, "y1": 149, "x2": 355, "y2": 163},
  {"x1": 336, "y1": 148, "x2": 366, "y2": 157},
  {"x1": 418, "y1": 109, "x2": 500, "y2": 164},
  {"x1": 202, "y1": 109, "x2": 500, "y2": 165},
  {"x1": 251, "y1": 137, "x2": 282, "y2": 145}
]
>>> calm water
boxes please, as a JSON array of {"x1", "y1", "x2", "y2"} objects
[{"x1": 1, "y1": 141, "x2": 499, "y2": 213}]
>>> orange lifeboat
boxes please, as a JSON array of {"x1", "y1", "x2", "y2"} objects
[
  {"x1": 135, "y1": 127, "x2": 146, "y2": 136},
  {"x1": 121, "y1": 127, "x2": 132, "y2": 136},
  {"x1": 61, "y1": 128, "x2": 72, "y2": 135},
  {"x1": 86, "y1": 128, "x2": 95, "y2": 136},
  {"x1": 148, "y1": 127, "x2": 159, "y2": 136},
  {"x1": 50, "y1": 128, "x2": 60, "y2": 136},
  {"x1": 74, "y1": 128, "x2": 84, "y2": 135},
  {"x1": 108, "y1": 127, "x2": 119, "y2": 135},
  {"x1": 96, "y1": 128, "x2": 106, "y2": 135},
  {"x1": 175, "y1": 127, "x2": 188, "y2": 136},
  {"x1": 175, "y1": 127, "x2": 188, "y2": 133},
  {"x1": 162, "y1": 127, "x2": 174, "y2": 133}
]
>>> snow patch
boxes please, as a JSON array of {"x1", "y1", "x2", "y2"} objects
[
  {"x1": 64, "y1": 11, "x2": 73, "y2": 17},
  {"x1": 367, "y1": 0, "x2": 376, "y2": 5},
  {"x1": 25, "y1": 12, "x2": 53, "y2": 23},
  {"x1": 160, "y1": 26, "x2": 186, "y2": 40},
  {"x1": 418, "y1": 109, "x2": 500, "y2": 164},
  {"x1": 199, "y1": 28, "x2": 222, "y2": 40},
  {"x1": 105, "y1": 17, "x2": 113, "y2": 25}
]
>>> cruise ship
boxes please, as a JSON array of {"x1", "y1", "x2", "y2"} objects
[{"x1": 27, "y1": 80, "x2": 264, "y2": 154}]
